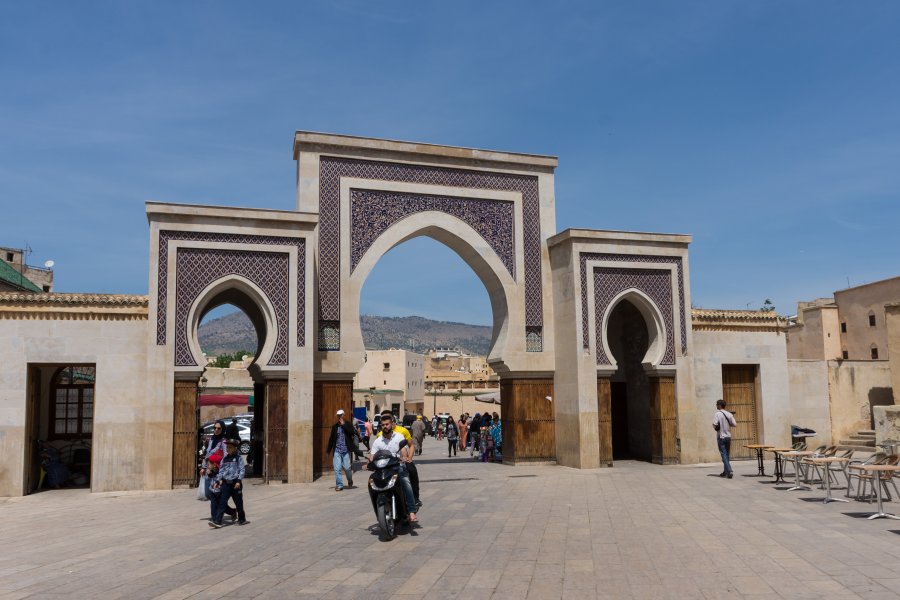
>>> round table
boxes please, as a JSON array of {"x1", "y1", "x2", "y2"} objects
[
  {"x1": 766, "y1": 447, "x2": 794, "y2": 483},
  {"x1": 781, "y1": 451, "x2": 815, "y2": 491},
  {"x1": 861, "y1": 465, "x2": 900, "y2": 520},
  {"x1": 809, "y1": 457, "x2": 850, "y2": 503}
]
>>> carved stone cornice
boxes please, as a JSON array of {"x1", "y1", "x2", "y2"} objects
[
  {"x1": 0, "y1": 293, "x2": 149, "y2": 321},
  {"x1": 691, "y1": 308, "x2": 787, "y2": 333}
]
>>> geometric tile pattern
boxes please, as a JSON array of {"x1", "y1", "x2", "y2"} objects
[
  {"x1": 350, "y1": 189, "x2": 515, "y2": 278},
  {"x1": 525, "y1": 326, "x2": 543, "y2": 353},
  {"x1": 156, "y1": 230, "x2": 306, "y2": 351},
  {"x1": 579, "y1": 253, "x2": 687, "y2": 362},
  {"x1": 318, "y1": 156, "x2": 543, "y2": 350},
  {"x1": 318, "y1": 320, "x2": 340, "y2": 352},
  {"x1": 592, "y1": 267, "x2": 674, "y2": 366},
  {"x1": 174, "y1": 248, "x2": 290, "y2": 367}
]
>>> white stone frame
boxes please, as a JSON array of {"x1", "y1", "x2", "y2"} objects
[
  {"x1": 185, "y1": 275, "x2": 280, "y2": 369},
  {"x1": 600, "y1": 289, "x2": 668, "y2": 370}
]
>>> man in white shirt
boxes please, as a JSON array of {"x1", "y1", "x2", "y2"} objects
[
  {"x1": 369, "y1": 412, "x2": 419, "y2": 522},
  {"x1": 713, "y1": 399, "x2": 738, "y2": 478}
]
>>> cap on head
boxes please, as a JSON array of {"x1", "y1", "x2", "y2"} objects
[{"x1": 336, "y1": 409, "x2": 345, "y2": 416}]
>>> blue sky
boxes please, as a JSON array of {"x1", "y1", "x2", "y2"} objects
[{"x1": 1, "y1": 2, "x2": 898, "y2": 326}]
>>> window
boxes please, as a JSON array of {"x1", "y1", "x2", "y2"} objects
[
  {"x1": 42, "y1": 285, "x2": 50, "y2": 292},
  {"x1": 869, "y1": 313, "x2": 876, "y2": 327},
  {"x1": 50, "y1": 366, "x2": 95, "y2": 439},
  {"x1": 383, "y1": 362, "x2": 390, "y2": 371},
  {"x1": 5, "y1": 252, "x2": 12, "y2": 261},
  {"x1": 840, "y1": 322, "x2": 847, "y2": 333},
  {"x1": 842, "y1": 350, "x2": 849, "y2": 360},
  {"x1": 871, "y1": 347, "x2": 879, "y2": 360}
]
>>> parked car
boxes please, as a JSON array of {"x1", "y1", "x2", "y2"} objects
[{"x1": 200, "y1": 421, "x2": 251, "y2": 455}]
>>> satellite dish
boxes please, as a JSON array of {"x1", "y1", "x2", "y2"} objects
[{"x1": 44, "y1": 260, "x2": 54, "y2": 268}]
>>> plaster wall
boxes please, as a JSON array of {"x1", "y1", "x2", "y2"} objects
[
  {"x1": 203, "y1": 366, "x2": 254, "y2": 391},
  {"x1": 786, "y1": 360, "x2": 832, "y2": 445},
  {"x1": 0, "y1": 318, "x2": 147, "y2": 496},
  {"x1": 827, "y1": 360, "x2": 893, "y2": 443},
  {"x1": 786, "y1": 306, "x2": 840, "y2": 360},
  {"x1": 886, "y1": 305, "x2": 900, "y2": 397},
  {"x1": 354, "y1": 349, "x2": 425, "y2": 404},
  {"x1": 691, "y1": 329, "x2": 790, "y2": 460}
]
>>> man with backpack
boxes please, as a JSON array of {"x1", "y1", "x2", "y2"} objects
[{"x1": 713, "y1": 399, "x2": 738, "y2": 478}]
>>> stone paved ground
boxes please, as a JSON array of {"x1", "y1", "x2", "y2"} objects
[{"x1": 3, "y1": 442, "x2": 900, "y2": 600}]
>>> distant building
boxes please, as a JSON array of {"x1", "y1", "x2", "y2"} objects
[
  {"x1": 353, "y1": 349, "x2": 425, "y2": 416},
  {"x1": 0, "y1": 246, "x2": 53, "y2": 293},
  {"x1": 787, "y1": 276, "x2": 900, "y2": 361}
]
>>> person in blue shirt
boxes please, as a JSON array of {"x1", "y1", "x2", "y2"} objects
[{"x1": 209, "y1": 438, "x2": 248, "y2": 527}]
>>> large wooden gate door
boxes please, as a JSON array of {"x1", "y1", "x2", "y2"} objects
[
  {"x1": 265, "y1": 380, "x2": 289, "y2": 482},
  {"x1": 597, "y1": 378, "x2": 613, "y2": 467},
  {"x1": 313, "y1": 380, "x2": 353, "y2": 478},
  {"x1": 722, "y1": 365, "x2": 759, "y2": 460},
  {"x1": 649, "y1": 376, "x2": 678, "y2": 465},
  {"x1": 24, "y1": 366, "x2": 42, "y2": 494},
  {"x1": 501, "y1": 378, "x2": 555, "y2": 464},
  {"x1": 172, "y1": 380, "x2": 198, "y2": 487}
]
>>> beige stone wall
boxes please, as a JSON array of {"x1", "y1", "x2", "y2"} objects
[
  {"x1": 827, "y1": 360, "x2": 893, "y2": 443},
  {"x1": 786, "y1": 360, "x2": 832, "y2": 445},
  {"x1": 0, "y1": 316, "x2": 148, "y2": 496},
  {"x1": 354, "y1": 349, "x2": 425, "y2": 404},
  {"x1": 691, "y1": 329, "x2": 791, "y2": 459},
  {"x1": 786, "y1": 305, "x2": 841, "y2": 360},
  {"x1": 836, "y1": 277, "x2": 900, "y2": 360}
]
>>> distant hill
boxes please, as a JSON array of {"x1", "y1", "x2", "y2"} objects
[{"x1": 198, "y1": 312, "x2": 492, "y2": 356}]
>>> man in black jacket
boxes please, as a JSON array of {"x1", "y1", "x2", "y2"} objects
[{"x1": 326, "y1": 409, "x2": 358, "y2": 491}]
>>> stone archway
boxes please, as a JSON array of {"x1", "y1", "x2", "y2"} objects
[{"x1": 296, "y1": 132, "x2": 560, "y2": 472}]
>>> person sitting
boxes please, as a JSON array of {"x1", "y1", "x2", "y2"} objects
[
  {"x1": 375, "y1": 410, "x2": 421, "y2": 507},
  {"x1": 369, "y1": 412, "x2": 418, "y2": 523}
]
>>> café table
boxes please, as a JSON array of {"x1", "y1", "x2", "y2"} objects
[
  {"x1": 766, "y1": 447, "x2": 794, "y2": 484},
  {"x1": 781, "y1": 451, "x2": 815, "y2": 491},
  {"x1": 745, "y1": 444, "x2": 774, "y2": 476},
  {"x1": 862, "y1": 465, "x2": 900, "y2": 520},
  {"x1": 809, "y1": 457, "x2": 850, "y2": 504}
]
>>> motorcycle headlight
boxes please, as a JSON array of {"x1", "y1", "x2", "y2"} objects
[{"x1": 375, "y1": 457, "x2": 390, "y2": 469}]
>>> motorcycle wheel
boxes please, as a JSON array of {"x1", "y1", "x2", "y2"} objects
[{"x1": 376, "y1": 500, "x2": 396, "y2": 540}]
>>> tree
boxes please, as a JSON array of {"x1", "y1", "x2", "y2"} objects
[
  {"x1": 760, "y1": 299, "x2": 775, "y2": 312},
  {"x1": 212, "y1": 351, "x2": 252, "y2": 368}
]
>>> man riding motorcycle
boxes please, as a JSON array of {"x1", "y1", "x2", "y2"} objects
[
  {"x1": 375, "y1": 410, "x2": 422, "y2": 507},
  {"x1": 369, "y1": 412, "x2": 418, "y2": 523}
]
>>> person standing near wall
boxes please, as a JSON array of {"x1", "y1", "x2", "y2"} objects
[
  {"x1": 326, "y1": 409, "x2": 357, "y2": 491},
  {"x1": 713, "y1": 399, "x2": 737, "y2": 479}
]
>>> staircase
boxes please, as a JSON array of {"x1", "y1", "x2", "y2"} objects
[{"x1": 838, "y1": 429, "x2": 877, "y2": 452}]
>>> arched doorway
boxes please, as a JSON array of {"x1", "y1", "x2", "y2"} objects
[
  {"x1": 607, "y1": 299, "x2": 651, "y2": 460},
  {"x1": 24, "y1": 365, "x2": 95, "y2": 493}
]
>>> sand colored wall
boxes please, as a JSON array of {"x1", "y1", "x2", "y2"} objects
[
  {"x1": 691, "y1": 329, "x2": 791, "y2": 460},
  {"x1": 0, "y1": 316, "x2": 148, "y2": 496},
  {"x1": 786, "y1": 360, "x2": 832, "y2": 445},
  {"x1": 827, "y1": 360, "x2": 893, "y2": 443},
  {"x1": 836, "y1": 277, "x2": 900, "y2": 360},
  {"x1": 786, "y1": 306, "x2": 841, "y2": 360}
]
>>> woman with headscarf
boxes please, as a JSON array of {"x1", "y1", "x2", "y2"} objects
[
  {"x1": 201, "y1": 420, "x2": 237, "y2": 522},
  {"x1": 469, "y1": 413, "x2": 482, "y2": 456},
  {"x1": 457, "y1": 415, "x2": 468, "y2": 455}
]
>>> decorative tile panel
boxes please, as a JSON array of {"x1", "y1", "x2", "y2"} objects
[
  {"x1": 156, "y1": 231, "x2": 306, "y2": 354},
  {"x1": 592, "y1": 268, "x2": 675, "y2": 366},
  {"x1": 174, "y1": 249, "x2": 290, "y2": 366},
  {"x1": 318, "y1": 320, "x2": 340, "y2": 351},
  {"x1": 318, "y1": 157, "x2": 544, "y2": 350},
  {"x1": 525, "y1": 326, "x2": 543, "y2": 353},
  {"x1": 350, "y1": 189, "x2": 515, "y2": 278},
  {"x1": 579, "y1": 253, "x2": 687, "y2": 364}
]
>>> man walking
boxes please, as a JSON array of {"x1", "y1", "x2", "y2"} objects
[
  {"x1": 713, "y1": 399, "x2": 738, "y2": 478},
  {"x1": 410, "y1": 414, "x2": 426, "y2": 456},
  {"x1": 326, "y1": 409, "x2": 357, "y2": 491}
]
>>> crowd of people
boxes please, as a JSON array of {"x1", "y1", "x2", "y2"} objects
[{"x1": 197, "y1": 408, "x2": 504, "y2": 530}]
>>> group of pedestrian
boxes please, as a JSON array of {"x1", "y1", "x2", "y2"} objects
[{"x1": 200, "y1": 419, "x2": 249, "y2": 528}]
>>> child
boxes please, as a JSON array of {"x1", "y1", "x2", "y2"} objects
[{"x1": 209, "y1": 439, "x2": 248, "y2": 527}]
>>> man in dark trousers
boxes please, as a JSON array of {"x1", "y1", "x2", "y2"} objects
[{"x1": 326, "y1": 409, "x2": 358, "y2": 491}]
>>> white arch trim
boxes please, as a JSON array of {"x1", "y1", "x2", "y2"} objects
[
  {"x1": 345, "y1": 210, "x2": 519, "y2": 363},
  {"x1": 185, "y1": 275, "x2": 279, "y2": 369},
  {"x1": 600, "y1": 288, "x2": 668, "y2": 370}
]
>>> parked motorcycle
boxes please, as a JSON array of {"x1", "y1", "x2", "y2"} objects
[{"x1": 367, "y1": 441, "x2": 410, "y2": 540}]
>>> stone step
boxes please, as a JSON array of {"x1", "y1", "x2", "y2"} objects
[
  {"x1": 840, "y1": 438, "x2": 875, "y2": 447},
  {"x1": 836, "y1": 444, "x2": 880, "y2": 454},
  {"x1": 856, "y1": 430, "x2": 876, "y2": 437}
]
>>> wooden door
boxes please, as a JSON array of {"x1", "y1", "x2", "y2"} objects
[
  {"x1": 24, "y1": 366, "x2": 42, "y2": 494},
  {"x1": 172, "y1": 380, "x2": 198, "y2": 487},
  {"x1": 313, "y1": 380, "x2": 353, "y2": 477},
  {"x1": 265, "y1": 380, "x2": 289, "y2": 482},
  {"x1": 649, "y1": 377, "x2": 678, "y2": 465},
  {"x1": 722, "y1": 365, "x2": 759, "y2": 460},
  {"x1": 500, "y1": 378, "x2": 555, "y2": 463},
  {"x1": 597, "y1": 378, "x2": 613, "y2": 467}
]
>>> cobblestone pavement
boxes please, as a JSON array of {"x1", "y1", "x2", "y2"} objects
[{"x1": 3, "y1": 441, "x2": 900, "y2": 600}]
